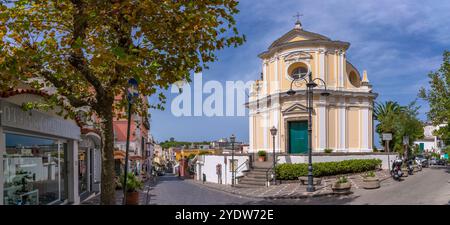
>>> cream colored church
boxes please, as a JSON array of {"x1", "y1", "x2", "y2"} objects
[{"x1": 247, "y1": 20, "x2": 377, "y2": 154}]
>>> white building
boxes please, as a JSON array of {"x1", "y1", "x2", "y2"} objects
[{"x1": 414, "y1": 123, "x2": 447, "y2": 153}]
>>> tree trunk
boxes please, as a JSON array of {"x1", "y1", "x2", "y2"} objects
[{"x1": 99, "y1": 102, "x2": 116, "y2": 205}]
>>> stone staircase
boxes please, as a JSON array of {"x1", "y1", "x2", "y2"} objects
[{"x1": 235, "y1": 161, "x2": 273, "y2": 188}]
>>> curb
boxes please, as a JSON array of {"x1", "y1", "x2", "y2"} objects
[{"x1": 188, "y1": 180, "x2": 339, "y2": 200}]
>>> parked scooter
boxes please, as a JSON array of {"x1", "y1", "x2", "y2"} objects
[
  {"x1": 406, "y1": 159, "x2": 414, "y2": 175},
  {"x1": 414, "y1": 158, "x2": 422, "y2": 171},
  {"x1": 391, "y1": 159, "x2": 403, "y2": 181}
]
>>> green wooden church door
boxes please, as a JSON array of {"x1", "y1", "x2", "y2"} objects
[{"x1": 289, "y1": 121, "x2": 308, "y2": 154}]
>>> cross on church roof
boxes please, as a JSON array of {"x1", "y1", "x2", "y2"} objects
[
  {"x1": 294, "y1": 12, "x2": 303, "y2": 23},
  {"x1": 293, "y1": 12, "x2": 303, "y2": 29}
]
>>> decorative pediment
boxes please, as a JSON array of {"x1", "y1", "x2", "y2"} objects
[
  {"x1": 284, "y1": 51, "x2": 312, "y2": 63},
  {"x1": 282, "y1": 103, "x2": 308, "y2": 115},
  {"x1": 269, "y1": 29, "x2": 331, "y2": 49}
]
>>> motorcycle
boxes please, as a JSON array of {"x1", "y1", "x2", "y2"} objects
[
  {"x1": 406, "y1": 159, "x2": 414, "y2": 175},
  {"x1": 391, "y1": 159, "x2": 403, "y2": 181},
  {"x1": 414, "y1": 158, "x2": 422, "y2": 171}
]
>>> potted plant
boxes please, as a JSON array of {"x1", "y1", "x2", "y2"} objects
[
  {"x1": 332, "y1": 176, "x2": 352, "y2": 194},
  {"x1": 121, "y1": 173, "x2": 144, "y2": 205},
  {"x1": 257, "y1": 151, "x2": 266, "y2": 162},
  {"x1": 362, "y1": 171, "x2": 380, "y2": 189}
]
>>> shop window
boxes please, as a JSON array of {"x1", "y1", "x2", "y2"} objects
[{"x1": 3, "y1": 133, "x2": 67, "y2": 205}]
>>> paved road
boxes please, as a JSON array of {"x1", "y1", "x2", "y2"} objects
[
  {"x1": 149, "y1": 174, "x2": 253, "y2": 205},
  {"x1": 149, "y1": 167, "x2": 449, "y2": 205},
  {"x1": 347, "y1": 166, "x2": 450, "y2": 205}
]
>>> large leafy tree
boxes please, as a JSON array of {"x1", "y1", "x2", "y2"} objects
[
  {"x1": 374, "y1": 101, "x2": 423, "y2": 153},
  {"x1": 419, "y1": 51, "x2": 450, "y2": 145},
  {"x1": 0, "y1": 0, "x2": 244, "y2": 204}
]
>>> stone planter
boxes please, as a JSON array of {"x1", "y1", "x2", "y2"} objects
[
  {"x1": 362, "y1": 176, "x2": 380, "y2": 189},
  {"x1": 125, "y1": 191, "x2": 140, "y2": 205},
  {"x1": 298, "y1": 176, "x2": 322, "y2": 185},
  {"x1": 332, "y1": 182, "x2": 352, "y2": 194},
  {"x1": 258, "y1": 156, "x2": 266, "y2": 162}
]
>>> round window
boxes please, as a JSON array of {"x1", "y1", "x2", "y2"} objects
[{"x1": 288, "y1": 63, "x2": 309, "y2": 79}]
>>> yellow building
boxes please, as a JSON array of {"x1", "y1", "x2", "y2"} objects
[
  {"x1": 175, "y1": 149, "x2": 216, "y2": 161},
  {"x1": 247, "y1": 19, "x2": 377, "y2": 154}
]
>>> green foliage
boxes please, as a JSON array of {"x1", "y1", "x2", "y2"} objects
[
  {"x1": 0, "y1": 0, "x2": 244, "y2": 204},
  {"x1": 120, "y1": 173, "x2": 143, "y2": 192},
  {"x1": 374, "y1": 101, "x2": 424, "y2": 152},
  {"x1": 275, "y1": 159, "x2": 382, "y2": 180},
  {"x1": 364, "y1": 171, "x2": 376, "y2": 178},
  {"x1": 336, "y1": 176, "x2": 348, "y2": 184},
  {"x1": 160, "y1": 140, "x2": 211, "y2": 149},
  {"x1": 419, "y1": 51, "x2": 450, "y2": 145},
  {"x1": 324, "y1": 149, "x2": 333, "y2": 153},
  {"x1": 257, "y1": 150, "x2": 266, "y2": 157},
  {"x1": 187, "y1": 153, "x2": 196, "y2": 160}
]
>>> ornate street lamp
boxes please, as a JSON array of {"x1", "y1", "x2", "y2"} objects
[
  {"x1": 270, "y1": 126, "x2": 278, "y2": 185},
  {"x1": 287, "y1": 70, "x2": 330, "y2": 192},
  {"x1": 230, "y1": 134, "x2": 236, "y2": 186},
  {"x1": 123, "y1": 78, "x2": 139, "y2": 204}
]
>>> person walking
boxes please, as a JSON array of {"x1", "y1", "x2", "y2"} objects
[{"x1": 216, "y1": 163, "x2": 222, "y2": 184}]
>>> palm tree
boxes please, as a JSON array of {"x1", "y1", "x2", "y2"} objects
[
  {"x1": 374, "y1": 101, "x2": 403, "y2": 121},
  {"x1": 374, "y1": 101, "x2": 404, "y2": 150}
]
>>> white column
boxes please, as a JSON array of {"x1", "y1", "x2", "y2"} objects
[
  {"x1": 324, "y1": 51, "x2": 328, "y2": 83},
  {"x1": 339, "y1": 52, "x2": 344, "y2": 88},
  {"x1": 274, "y1": 56, "x2": 279, "y2": 93},
  {"x1": 263, "y1": 62, "x2": 268, "y2": 95},
  {"x1": 263, "y1": 111, "x2": 269, "y2": 151},
  {"x1": 319, "y1": 50, "x2": 325, "y2": 81},
  {"x1": 67, "y1": 140, "x2": 80, "y2": 204},
  {"x1": 362, "y1": 107, "x2": 369, "y2": 151},
  {"x1": 318, "y1": 100, "x2": 327, "y2": 151},
  {"x1": 249, "y1": 114, "x2": 254, "y2": 152},
  {"x1": 272, "y1": 108, "x2": 280, "y2": 152},
  {"x1": 315, "y1": 51, "x2": 318, "y2": 79},
  {"x1": 339, "y1": 105, "x2": 347, "y2": 151},
  {"x1": 0, "y1": 127, "x2": 4, "y2": 205}
]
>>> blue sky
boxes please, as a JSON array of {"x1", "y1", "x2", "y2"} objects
[{"x1": 149, "y1": 0, "x2": 450, "y2": 146}]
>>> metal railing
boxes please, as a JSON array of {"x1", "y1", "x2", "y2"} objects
[
  {"x1": 265, "y1": 165, "x2": 275, "y2": 187},
  {"x1": 233, "y1": 159, "x2": 249, "y2": 185}
]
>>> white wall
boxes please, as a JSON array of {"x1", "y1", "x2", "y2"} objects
[
  {"x1": 277, "y1": 153, "x2": 398, "y2": 170},
  {"x1": 413, "y1": 140, "x2": 441, "y2": 153},
  {"x1": 196, "y1": 155, "x2": 250, "y2": 185}
]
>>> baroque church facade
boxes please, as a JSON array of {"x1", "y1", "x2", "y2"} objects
[{"x1": 247, "y1": 20, "x2": 377, "y2": 154}]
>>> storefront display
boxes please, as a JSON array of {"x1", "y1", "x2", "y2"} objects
[{"x1": 3, "y1": 133, "x2": 67, "y2": 205}]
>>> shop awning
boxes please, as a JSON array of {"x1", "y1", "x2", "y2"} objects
[
  {"x1": 114, "y1": 150, "x2": 126, "y2": 160},
  {"x1": 130, "y1": 155, "x2": 142, "y2": 161}
]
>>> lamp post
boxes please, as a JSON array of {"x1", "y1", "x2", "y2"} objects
[
  {"x1": 270, "y1": 126, "x2": 278, "y2": 185},
  {"x1": 287, "y1": 70, "x2": 330, "y2": 192},
  {"x1": 123, "y1": 78, "x2": 139, "y2": 205},
  {"x1": 230, "y1": 134, "x2": 236, "y2": 187}
]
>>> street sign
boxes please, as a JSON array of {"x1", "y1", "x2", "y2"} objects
[
  {"x1": 382, "y1": 133, "x2": 392, "y2": 141},
  {"x1": 403, "y1": 136, "x2": 409, "y2": 145}
]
